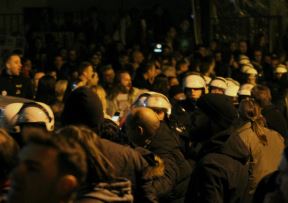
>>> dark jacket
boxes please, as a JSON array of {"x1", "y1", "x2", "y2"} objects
[
  {"x1": 0, "y1": 72, "x2": 33, "y2": 99},
  {"x1": 95, "y1": 138, "x2": 158, "y2": 203},
  {"x1": 186, "y1": 129, "x2": 250, "y2": 203},
  {"x1": 261, "y1": 104, "x2": 288, "y2": 140},
  {"x1": 147, "y1": 122, "x2": 192, "y2": 203}
]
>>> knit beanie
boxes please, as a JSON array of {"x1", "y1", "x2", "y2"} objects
[
  {"x1": 62, "y1": 87, "x2": 104, "y2": 132},
  {"x1": 197, "y1": 93, "x2": 238, "y2": 129}
]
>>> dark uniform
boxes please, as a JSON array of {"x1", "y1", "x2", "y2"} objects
[{"x1": 0, "y1": 71, "x2": 33, "y2": 99}]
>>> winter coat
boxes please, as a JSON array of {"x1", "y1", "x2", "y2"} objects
[
  {"x1": 261, "y1": 104, "x2": 288, "y2": 140},
  {"x1": 186, "y1": 129, "x2": 250, "y2": 203},
  {"x1": 146, "y1": 122, "x2": 192, "y2": 203},
  {"x1": 95, "y1": 138, "x2": 158, "y2": 203},
  {"x1": 234, "y1": 121, "x2": 285, "y2": 195}
]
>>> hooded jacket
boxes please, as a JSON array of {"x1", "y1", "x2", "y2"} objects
[
  {"x1": 234, "y1": 121, "x2": 285, "y2": 195},
  {"x1": 147, "y1": 122, "x2": 192, "y2": 203},
  {"x1": 186, "y1": 129, "x2": 250, "y2": 203}
]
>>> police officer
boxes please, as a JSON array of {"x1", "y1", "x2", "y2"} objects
[
  {"x1": 0, "y1": 53, "x2": 33, "y2": 99},
  {"x1": 179, "y1": 73, "x2": 206, "y2": 113}
]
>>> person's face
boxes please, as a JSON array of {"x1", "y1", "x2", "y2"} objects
[
  {"x1": 8, "y1": 144, "x2": 61, "y2": 203},
  {"x1": 120, "y1": 73, "x2": 132, "y2": 91},
  {"x1": 254, "y1": 51, "x2": 262, "y2": 62},
  {"x1": 69, "y1": 50, "x2": 77, "y2": 61},
  {"x1": 23, "y1": 60, "x2": 32, "y2": 71},
  {"x1": 89, "y1": 72, "x2": 99, "y2": 86},
  {"x1": 173, "y1": 93, "x2": 186, "y2": 101},
  {"x1": 54, "y1": 56, "x2": 64, "y2": 68},
  {"x1": 91, "y1": 53, "x2": 102, "y2": 65},
  {"x1": 247, "y1": 75, "x2": 257, "y2": 85},
  {"x1": 210, "y1": 87, "x2": 225, "y2": 94},
  {"x1": 33, "y1": 72, "x2": 45, "y2": 89},
  {"x1": 84, "y1": 65, "x2": 94, "y2": 81},
  {"x1": 6, "y1": 55, "x2": 22, "y2": 76},
  {"x1": 186, "y1": 88, "x2": 203, "y2": 100},
  {"x1": 239, "y1": 41, "x2": 247, "y2": 54},
  {"x1": 103, "y1": 68, "x2": 115, "y2": 84},
  {"x1": 169, "y1": 77, "x2": 179, "y2": 87},
  {"x1": 133, "y1": 52, "x2": 144, "y2": 64},
  {"x1": 147, "y1": 65, "x2": 157, "y2": 79}
]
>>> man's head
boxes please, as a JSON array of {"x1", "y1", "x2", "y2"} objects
[
  {"x1": 8, "y1": 135, "x2": 87, "y2": 203},
  {"x1": 183, "y1": 74, "x2": 206, "y2": 101},
  {"x1": 132, "y1": 50, "x2": 144, "y2": 64},
  {"x1": 78, "y1": 62, "x2": 95, "y2": 84},
  {"x1": 5, "y1": 54, "x2": 22, "y2": 76},
  {"x1": 125, "y1": 107, "x2": 160, "y2": 147},
  {"x1": 116, "y1": 70, "x2": 132, "y2": 92},
  {"x1": 54, "y1": 55, "x2": 64, "y2": 69},
  {"x1": 251, "y1": 84, "x2": 272, "y2": 107},
  {"x1": 142, "y1": 61, "x2": 157, "y2": 81},
  {"x1": 101, "y1": 65, "x2": 115, "y2": 84}
]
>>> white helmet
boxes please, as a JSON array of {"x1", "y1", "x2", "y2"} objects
[
  {"x1": 144, "y1": 93, "x2": 172, "y2": 116},
  {"x1": 238, "y1": 83, "x2": 255, "y2": 96},
  {"x1": 2, "y1": 102, "x2": 55, "y2": 132},
  {"x1": 239, "y1": 58, "x2": 251, "y2": 66},
  {"x1": 275, "y1": 64, "x2": 287, "y2": 74},
  {"x1": 210, "y1": 77, "x2": 228, "y2": 90},
  {"x1": 225, "y1": 78, "x2": 240, "y2": 97},
  {"x1": 241, "y1": 64, "x2": 258, "y2": 75},
  {"x1": 183, "y1": 74, "x2": 206, "y2": 89}
]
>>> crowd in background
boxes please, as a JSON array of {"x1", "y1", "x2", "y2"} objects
[{"x1": 0, "y1": 7, "x2": 287, "y2": 203}]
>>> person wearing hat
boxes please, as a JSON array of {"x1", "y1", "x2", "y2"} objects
[
  {"x1": 186, "y1": 93, "x2": 250, "y2": 203},
  {"x1": 240, "y1": 65, "x2": 258, "y2": 85},
  {"x1": 209, "y1": 77, "x2": 228, "y2": 94},
  {"x1": 238, "y1": 83, "x2": 254, "y2": 103},
  {"x1": 225, "y1": 78, "x2": 240, "y2": 107},
  {"x1": 179, "y1": 73, "x2": 206, "y2": 113}
]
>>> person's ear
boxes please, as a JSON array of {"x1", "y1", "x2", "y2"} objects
[
  {"x1": 136, "y1": 125, "x2": 144, "y2": 135},
  {"x1": 57, "y1": 175, "x2": 78, "y2": 199}
]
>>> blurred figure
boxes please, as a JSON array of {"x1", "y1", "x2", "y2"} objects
[
  {"x1": 35, "y1": 75, "x2": 57, "y2": 105},
  {"x1": 251, "y1": 85, "x2": 288, "y2": 142},
  {"x1": 7, "y1": 135, "x2": 87, "y2": 203},
  {"x1": 126, "y1": 107, "x2": 192, "y2": 203},
  {"x1": 1, "y1": 102, "x2": 55, "y2": 146},
  {"x1": 107, "y1": 70, "x2": 141, "y2": 118},
  {"x1": 100, "y1": 65, "x2": 115, "y2": 95},
  {"x1": 0, "y1": 129, "x2": 19, "y2": 203},
  {"x1": 0, "y1": 53, "x2": 33, "y2": 99},
  {"x1": 233, "y1": 98, "x2": 284, "y2": 201},
  {"x1": 209, "y1": 77, "x2": 228, "y2": 94}
]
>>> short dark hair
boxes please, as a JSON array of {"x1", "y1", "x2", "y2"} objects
[
  {"x1": 27, "y1": 135, "x2": 87, "y2": 184},
  {"x1": 0, "y1": 129, "x2": 19, "y2": 182},
  {"x1": 77, "y1": 61, "x2": 92, "y2": 76}
]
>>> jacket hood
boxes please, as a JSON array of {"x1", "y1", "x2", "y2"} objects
[
  {"x1": 62, "y1": 86, "x2": 104, "y2": 132},
  {"x1": 78, "y1": 178, "x2": 133, "y2": 202},
  {"x1": 199, "y1": 128, "x2": 249, "y2": 165}
]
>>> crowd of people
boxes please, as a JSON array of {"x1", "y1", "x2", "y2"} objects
[{"x1": 0, "y1": 9, "x2": 287, "y2": 203}]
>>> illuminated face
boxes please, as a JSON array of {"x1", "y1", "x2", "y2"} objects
[
  {"x1": 6, "y1": 55, "x2": 22, "y2": 76},
  {"x1": 120, "y1": 72, "x2": 132, "y2": 92}
]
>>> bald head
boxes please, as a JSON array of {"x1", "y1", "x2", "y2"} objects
[{"x1": 125, "y1": 107, "x2": 160, "y2": 147}]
